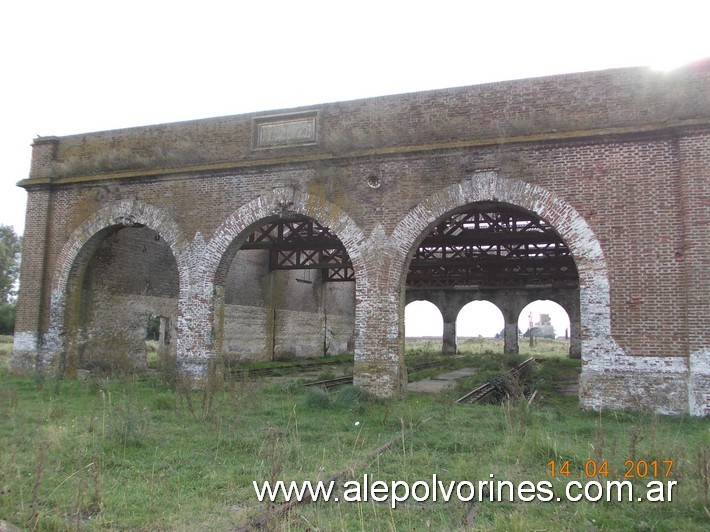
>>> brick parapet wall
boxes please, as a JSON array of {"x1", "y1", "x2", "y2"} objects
[{"x1": 20, "y1": 63, "x2": 709, "y2": 182}]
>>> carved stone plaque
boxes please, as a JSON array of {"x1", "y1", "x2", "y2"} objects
[{"x1": 253, "y1": 111, "x2": 318, "y2": 149}]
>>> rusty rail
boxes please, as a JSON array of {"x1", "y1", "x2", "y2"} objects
[
  {"x1": 303, "y1": 375, "x2": 354, "y2": 390},
  {"x1": 227, "y1": 358, "x2": 347, "y2": 379},
  {"x1": 455, "y1": 357, "x2": 536, "y2": 404},
  {"x1": 303, "y1": 358, "x2": 464, "y2": 391}
]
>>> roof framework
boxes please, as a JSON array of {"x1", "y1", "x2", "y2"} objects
[
  {"x1": 408, "y1": 203, "x2": 578, "y2": 289},
  {"x1": 240, "y1": 205, "x2": 579, "y2": 288},
  {"x1": 241, "y1": 218, "x2": 354, "y2": 282}
]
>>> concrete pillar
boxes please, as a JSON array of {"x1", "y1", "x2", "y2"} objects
[
  {"x1": 437, "y1": 300, "x2": 461, "y2": 355},
  {"x1": 503, "y1": 319, "x2": 519, "y2": 355},
  {"x1": 485, "y1": 291, "x2": 525, "y2": 357},
  {"x1": 442, "y1": 320, "x2": 457, "y2": 355}
]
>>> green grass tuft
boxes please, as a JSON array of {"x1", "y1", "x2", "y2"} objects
[{"x1": 303, "y1": 386, "x2": 332, "y2": 409}]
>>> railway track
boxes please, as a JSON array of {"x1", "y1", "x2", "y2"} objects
[
  {"x1": 455, "y1": 357, "x2": 537, "y2": 404},
  {"x1": 303, "y1": 375, "x2": 354, "y2": 391},
  {"x1": 303, "y1": 358, "x2": 464, "y2": 391},
  {"x1": 230, "y1": 356, "x2": 541, "y2": 403},
  {"x1": 227, "y1": 358, "x2": 347, "y2": 379}
]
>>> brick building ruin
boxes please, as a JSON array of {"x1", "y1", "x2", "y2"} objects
[{"x1": 11, "y1": 61, "x2": 709, "y2": 416}]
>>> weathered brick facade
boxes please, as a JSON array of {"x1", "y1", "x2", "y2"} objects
[{"x1": 11, "y1": 62, "x2": 710, "y2": 416}]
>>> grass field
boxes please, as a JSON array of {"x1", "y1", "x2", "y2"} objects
[
  {"x1": 0, "y1": 339, "x2": 708, "y2": 530},
  {"x1": 406, "y1": 336, "x2": 571, "y2": 358},
  {"x1": 0, "y1": 335, "x2": 12, "y2": 365}
]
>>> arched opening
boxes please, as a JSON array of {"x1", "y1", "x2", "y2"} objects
[
  {"x1": 518, "y1": 300, "x2": 575, "y2": 357},
  {"x1": 403, "y1": 200, "x2": 580, "y2": 364},
  {"x1": 393, "y1": 173, "x2": 614, "y2": 405},
  {"x1": 146, "y1": 314, "x2": 171, "y2": 370},
  {"x1": 63, "y1": 224, "x2": 179, "y2": 374},
  {"x1": 215, "y1": 215, "x2": 356, "y2": 366},
  {"x1": 404, "y1": 300, "x2": 444, "y2": 355},
  {"x1": 456, "y1": 301, "x2": 505, "y2": 354},
  {"x1": 405, "y1": 301, "x2": 444, "y2": 337}
]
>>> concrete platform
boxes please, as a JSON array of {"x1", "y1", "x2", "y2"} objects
[
  {"x1": 407, "y1": 367, "x2": 477, "y2": 394},
  {"x1": 552, "y1": 378, "x2": 579, "y2": 396}
]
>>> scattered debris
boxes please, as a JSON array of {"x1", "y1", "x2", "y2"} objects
[
  {"x1": 526, "y1": 389, "x2": 538, "y2": 406},
  {"x1": 303, "y1": 359, "x2": 464, "y2": 391},
  {"x1": 455, "y1": 357, "x2": 536, "y2": 404}
]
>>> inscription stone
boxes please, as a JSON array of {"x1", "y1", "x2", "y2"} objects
[{"x1": 254, "y1": 112, "x2": 317, "y2": 148}]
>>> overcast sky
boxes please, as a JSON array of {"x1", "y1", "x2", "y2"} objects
[{"x1": 1, "y1": 1, "x2": 707, "y2": 335}]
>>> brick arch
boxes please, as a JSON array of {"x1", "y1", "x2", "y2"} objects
[
  {"x1": 391, "y1": 172, "x2": 617, "y2": 360},
  {"x1": 189, "y1": 189, "x2": 368, "y2": 368},
  {"x1": 205, "y1": 188, "x2": 367, "y2": 289},
  {"x1": 44, "y1": 200, "x2": 188, "y2": 358},
  {"x1": 405, "y1": 290, "x2": 506, "y2": 316}
]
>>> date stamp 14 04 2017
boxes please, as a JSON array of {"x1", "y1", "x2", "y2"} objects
[{"x1": 548, "y1": 459, "x2": 674, "y2": 479}]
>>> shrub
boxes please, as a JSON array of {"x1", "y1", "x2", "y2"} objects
[
  {"x1": 316, "y1": 370, "x2": 335, "y2": 381},
  {"x1": 303, "y1": 387, "x2": 332, "y2": 409},
  {"x1": 0, "y1": 303, "x2": 15, "y2": 335},
  {"x1": 280, "y1": 380, "x2": 301, "y2": 395},
  {"x1": 331, "y1": 385, "x2": 376, "y2": 410},
  {"x1": 152, "y1": 393, "x2": 174, "y2": 411},
  {"x1": 107, "y1": 400, "x2": 150, "y2": 447}
]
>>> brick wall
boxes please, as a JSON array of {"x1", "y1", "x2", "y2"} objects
[
  {"x1": 59, "y1": 226, "x2": 180, "y2": 373},
  {"x1": 12, "y1": 62, "x2": 710, "y2": 415}
]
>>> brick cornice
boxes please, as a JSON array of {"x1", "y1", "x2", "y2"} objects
[{"x1": 17, "y1": 118, "x2": 710, "y2": 189}]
